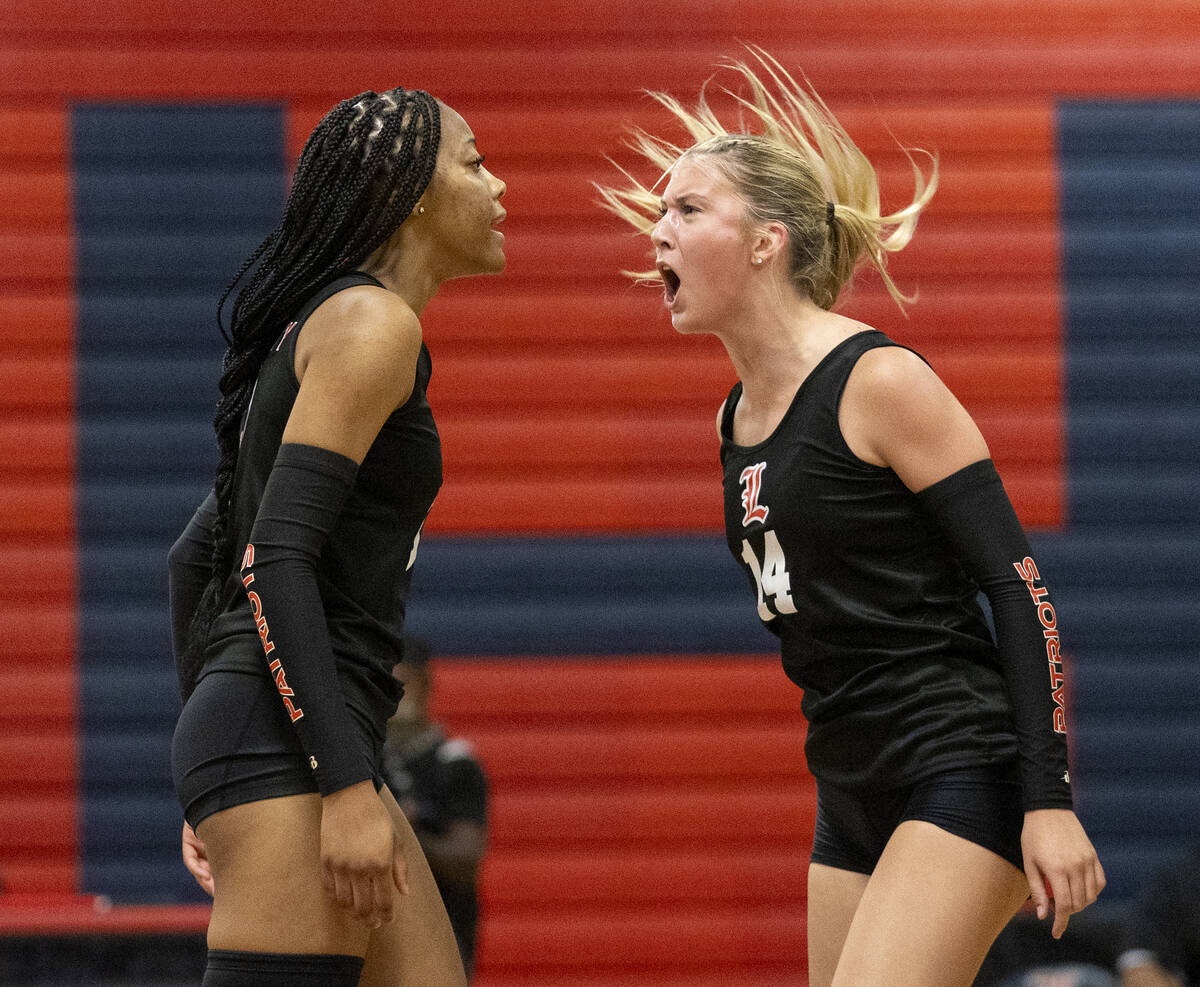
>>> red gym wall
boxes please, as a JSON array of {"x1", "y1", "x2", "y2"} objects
[{"x1": 1, "y1": 2, "x2": 1198, "y2": 984}]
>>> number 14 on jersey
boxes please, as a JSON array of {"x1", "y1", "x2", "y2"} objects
[{"x1": 740, "y1": 530, "x2": 797, "y2": 621}]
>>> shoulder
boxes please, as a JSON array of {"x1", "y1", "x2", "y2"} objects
[
  {"x1": 846, "y1": 344, "x2": 939, "y2": 404},
  {"x1": 841, "y1": 341, "x2": 989, "y2": 487},
  {"x1": 282, "y1": 284, "x2": 425, "y2": 459},
  {"x1": 294, "y1": 284, "x2": 423, "y2": 406},
  {"x1": 304, "y1": 284, "x2": 422, "y2": 366},
  {"x1": 842, "y1": 343, "x2": 961, "y2": 434}
]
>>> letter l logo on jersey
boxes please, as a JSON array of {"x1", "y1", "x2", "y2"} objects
[{"x1": 740, "y1": 462, "x2": 769, "y2": 526}]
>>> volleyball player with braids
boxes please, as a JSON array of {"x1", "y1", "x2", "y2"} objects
[
  {"x1": 600, "y1": 50, "x2": 1104, "y2": 985},
  {"x1": 168, "y1": 87, "x2": 505, "y2": 985}
]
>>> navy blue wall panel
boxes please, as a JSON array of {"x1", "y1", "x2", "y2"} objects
[
  {"x1": 73, "y1": 104, "x2": 285, "y2": 901},
  {"x1": 1056, "y1": 100, "x2": 1200, "y2": 899}
]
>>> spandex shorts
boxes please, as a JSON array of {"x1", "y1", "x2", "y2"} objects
[
  {"x1": 810, "y1": 765, "x2": 1025, "y2": 875},
  {"x1": 172, "y1": 669, "x2": 382, "y2": 830}
]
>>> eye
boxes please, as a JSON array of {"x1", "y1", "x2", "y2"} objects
[
  {"x1": 471, "y1": 155, "x2": 486, "y2": 171},
  {"x1": 680, "y1": 204, "x2": 698, "y2": 215}
]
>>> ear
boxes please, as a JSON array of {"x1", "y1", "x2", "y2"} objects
[{"x1": 749, "y1": 221, "x2": 788, "y2": 267}]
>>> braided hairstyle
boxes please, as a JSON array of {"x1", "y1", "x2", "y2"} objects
[{"x1": 177, "y1": 88, "x2": 441, "y2": 700}]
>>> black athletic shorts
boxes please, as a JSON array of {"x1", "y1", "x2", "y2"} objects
[
  {"x1": 810, "y1": 765, "x2": 1025, "y2": 875},
  {"x1": 172, "y1": 669, "x2": 383, "y2": 830}
]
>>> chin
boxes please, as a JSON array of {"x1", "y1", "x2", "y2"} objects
[{"x1": 670, "y1": 311, "x2": 709, "y2": 336}]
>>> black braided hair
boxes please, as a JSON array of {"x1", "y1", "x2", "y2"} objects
[{"x1": 177, "y1": 87, "x2": 441, "y2": 700}]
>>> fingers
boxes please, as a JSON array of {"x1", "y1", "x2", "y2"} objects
[
  {"x1": 1025, "y1": 867, "x2": 1051, "y2": 923},
  {"x1": 1037, "y1": 856, "x2": 1107, "y2": 939},
  {"x1": 1021, "y1": 810, "x2": 1105, "y2": 940},
  {"x1": 323, "y1": 859, "x2": 395, "y2": 928},
  {"x1": 392, "y1": 838, "x2": 411, "y2": 897},
  {"x1": 1050, "y1": 872, "x2": 1074, "y2": 938},
  {"x1": 319, "y1": 782, "x2": 404, "y2": 927},
  {"x1": 181, "y1": 823, "x2": 215, "y2": 897}
]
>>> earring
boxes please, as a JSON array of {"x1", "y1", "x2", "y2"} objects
[
  {"x1": 754, "y1": 257, "x2": 763, "y2": 265},
  {"x1": 417, "y1": 205, "x2": 425, "y2": 215}
]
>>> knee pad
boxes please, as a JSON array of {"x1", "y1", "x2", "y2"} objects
[{"x1": 203, "y1": 949, "x2": 364, "y2": 985}]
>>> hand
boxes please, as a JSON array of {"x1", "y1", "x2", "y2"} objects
[
  {"x1": 1021, "y1": 808, "x2": 1106, "y2": 938},
  {"x1": 320, "y1": 780, "x2": 410, "y2": 928},
  {"x1": 181, "y1": 822, "x2": 214, "y2": 897}
]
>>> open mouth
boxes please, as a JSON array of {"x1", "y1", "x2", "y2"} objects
[{"x1": 658, "y1": 263, "x2": 681, "y2": 304}]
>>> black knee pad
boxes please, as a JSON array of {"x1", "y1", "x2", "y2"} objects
[{"x1": 203, "y1": 949, "x2": 364, "y2": 985}]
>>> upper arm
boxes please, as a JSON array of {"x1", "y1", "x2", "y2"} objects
[
  {"x1": 282, "y1": 287, "x2": 422, "y2": 464},
  {"x1": 839, "y1": 345, "x2": 990, "y2": 494},
  {"x1": 715, "y1": 398, "x2": 727, "y2": 441}
]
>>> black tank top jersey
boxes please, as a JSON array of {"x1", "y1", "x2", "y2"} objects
[
  {"x1": 204, "y1": 272, "x2": 442, "y2": 731},
  {"x1": 720, "y1": 330, "x2": 1020, "y2": 792}
]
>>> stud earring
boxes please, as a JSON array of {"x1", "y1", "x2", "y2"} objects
[
  {"x1": 417, "y1": 205, "x2": 425, "y2": 215},
  {"x1": 754, "y1": 257, "x2": 763, "y2": 265}
]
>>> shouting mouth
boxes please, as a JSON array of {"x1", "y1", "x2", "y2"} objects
[{"x1": 658, "y1": 261, "x2": 681, "y2": 306}]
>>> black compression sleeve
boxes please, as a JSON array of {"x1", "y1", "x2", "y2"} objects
[
  {"x1": 239, "y1": 443, "x2": 372, "y2": 796},
  {"x1": 168, "y1": 491, "x2": 218, "y2": 689},
  {"x1": 917, "y1": 459, "x2": 1073, "y2": 811}
]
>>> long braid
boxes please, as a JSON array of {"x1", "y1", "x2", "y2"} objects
[{"x1": 177, "y1": 88, "x2": 441, "y2": 700}]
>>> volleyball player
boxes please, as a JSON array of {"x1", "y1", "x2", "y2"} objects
[
  {"x1": 599, "y1": 49, "x2": 1104, "y2": 986},
  {"x1": 168, "y1": 87, "x2": 506, "y2": 985}
]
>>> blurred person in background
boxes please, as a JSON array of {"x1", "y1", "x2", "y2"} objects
[
  {"x1": 381, "y1": 636, "x2": 488, "y2": 980},
  {"x1": 1115, "y1": 839, "x2": 1200, "y2": 987}
]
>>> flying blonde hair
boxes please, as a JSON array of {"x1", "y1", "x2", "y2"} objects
[{"x1": 597, "y1": 47, "x2": 937, "y2": 312}]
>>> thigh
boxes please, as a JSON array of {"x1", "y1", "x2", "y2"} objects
[
  {"x1": 197, "y1": 793, "x2": 371, "y2": 958},
  {"x1": 360, "y1": 785, "x2": 467, "y2": 987},
  {"x1": 834, "y1": 820, "x2": 1030, "y2": 987},
  {"x1": 807, "y1": 862, "x2": 869, "y2": 987}
]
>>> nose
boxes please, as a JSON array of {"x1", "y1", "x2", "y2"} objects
[
  {"x1": 491, "y1": 172, "x2": 506, "y2": 200},
  {"x1": 651, "y1": 213, "x2": 671, "y2": 249}
]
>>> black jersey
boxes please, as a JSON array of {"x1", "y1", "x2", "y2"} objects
[
  {"x1": 203, "y1": 272, "x2": 442, "y2": 734},
  {"x1": 720, "y1": 330, "x2": 1022, "y2": 793}
]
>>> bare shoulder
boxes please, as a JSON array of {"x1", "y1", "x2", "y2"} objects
[
  {"x1": 841, "y1": 342, "x2": 988, "y2": 488},
  {"x1": 298, "y1": 284, "x2": 422, "y2": 380},
  {"x1": 283, "y1": 285, "x2": 424, "y2": 462},
  {"x1": 845, "y1": 344, "x2": 946, "y2": 411}
]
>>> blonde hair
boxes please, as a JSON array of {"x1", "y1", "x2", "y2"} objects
[{"x1": 597, "y1": 47, "x2": 937, "y2": 312}]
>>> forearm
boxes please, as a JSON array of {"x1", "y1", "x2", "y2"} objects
[
  {"x1": 241, "y1": 443, "x2": 372, "y2": 795},
  {"x1": 917, "y1": 459, "x2": 1072, "y2": 810}
]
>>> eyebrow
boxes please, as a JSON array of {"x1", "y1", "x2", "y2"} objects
[{"x1": 660, "y1": 191, "x2": 708, "y2": 210}]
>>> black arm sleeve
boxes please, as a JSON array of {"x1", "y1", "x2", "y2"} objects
[
  {"x1": 168, "y1": 490, "x2": 218, "y2": 671},
  {"x1": 917, "y1": 459, "x2": 1073, "y2": 811},
  {"x1": 239, "y1": 442, "x2": 372, "y2": 796}
]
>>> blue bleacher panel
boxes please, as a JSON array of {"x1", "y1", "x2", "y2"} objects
[
  {"x1": 72, "y1": 104, "x2": 285, "y2": 901},
  {"x1": 1056, "y1": 99, "x2": 1200, "y2": 898}
]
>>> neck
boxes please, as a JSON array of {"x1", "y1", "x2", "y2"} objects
[
  {"x1": 715, "y1": 288, "x2": 841, "y2": 409},
  {"x1": 358, "y1": 228, "x2": 441, "y2": 315}
]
